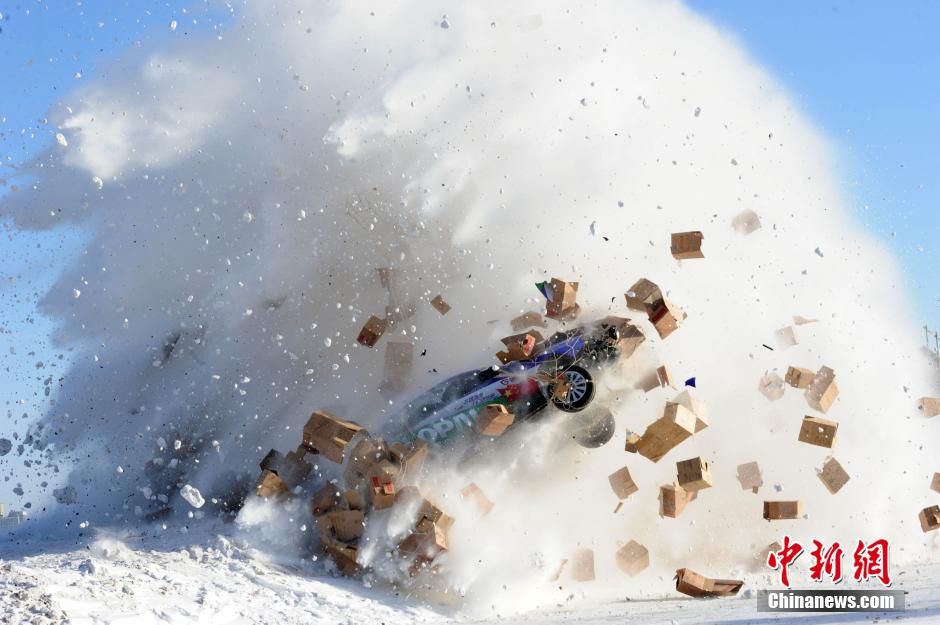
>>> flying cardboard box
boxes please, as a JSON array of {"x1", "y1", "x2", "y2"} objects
[
  {"x1": 785, "y1": 366, "x2": 815, "y2": 389},
  {"x1": 657, "y1": 365, "x2": 676, "y2": 389},
  {"x1": 817, "y1": 457, "x2": 850, "y2": 494},
  {"x1": 921, "y1": 397, "x2": 940, "y2": 417},
  {"x1": 931, "y1": 472, "x2": 940, "y2": 494},
  {"x1": 303, "y1": 410, "x2": 366, "y2": 464},
  {"x1": 510, "y1": 311, "x2": 548, "y2": 331},
  {"x1": 571, "y1": 548, "x2": 595, "y2": 582},
  {"x1": 805, "y1": 366, "x2": 838, "y2": 413},
  {"x1": 608, "y1": 466, "x2": 640, "y2": 500},
  {"x1": 659, "y1": 483, "x2": 694, "y2": 518},
  {"x1": 763, "y1": 500, "x2": 804, "y2": 520},
  {"x1": 676, "y1": 457, "x2": 713, "y2": 492},
  {"x1": 798, "y1": 416, "x2": 838, "y2": 449},
  {"x1": 388, "y1": 439, "x2": 428, "y2": 477},
  {"x1": 255, "y1": 470, "x2": 289, "y2": 499},
  {"x1": 549, "y1": 277, "x2": 579, "y2": 310},
  {"x1": 675, "y1": 568, "x2": 743, "y2": 598},
  {"x1": 670, "y1": 231, "x2": 705, "y2": 260},
  {"x1": 311, "y1": 482, "x2": 342, "y2": 515},
  {"x1": 477, "y1": 404, "x2": 515, "y2": 436},
  {"x1": 648, "y1": 299, "x2": 684, "y2": 340},
  {"x1": 430, "y1": 295, "x2": 451, "y2": 315},
  {"x1": 775, "y1": 326, "x2": 798, "y2": 349},
  {"x1": 318, "y1": 509, "x2": 365, "y2": 543},
  {"x1": 671, "y1": 389, "x2": 709, "y2": 432},
  {"x1": 460, "y1": 483, "x2": 494, "y2": 517},
  {"x1": 624, "y1": 431, "x2": 641, "y2": 453},
  {"x1": 321, "y1": 536, "x2": 359, "y2": 575},
  {"x1": 634, "y1": 402, "x2": 697, "y2": 462},
  {"x1": 356, "y1": 315, "x2": 387, "y2": 348},
  {"x1": 736, "y1": 462, "x2": 763, "y2": 493},
  {"x1": 919, "y1": 505, "x2": 940, "y2": 532},
  {"x1": 625, "y1": 278, "x2": 663, "y2": 313},
  {"x1": 615, "y1": 540, "x2": 649, "y2": 576}
]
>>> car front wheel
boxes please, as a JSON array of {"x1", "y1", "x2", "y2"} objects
[{"x1": 549, "y1": 365, "x2": 595, "y2": 412}]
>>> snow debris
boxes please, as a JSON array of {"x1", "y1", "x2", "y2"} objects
[{"x1": 180, "y1": 484, "x2": 205, "y2": 509}]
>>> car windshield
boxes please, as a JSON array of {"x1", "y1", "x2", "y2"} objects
[{"x1": 403, "y1": 367, "x2": 502, "y2": 425}]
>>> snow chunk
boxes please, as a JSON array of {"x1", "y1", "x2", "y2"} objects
[
  {"x1": 180, "y1": 484, "x2": 205, "y2": 509},
  {"x1": 55, "y1": 133, "x2": 68, "y2": 147}
]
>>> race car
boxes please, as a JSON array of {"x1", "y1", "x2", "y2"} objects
[{"x1": 389, "y1": 317, "x2": 644, "y2": 449}]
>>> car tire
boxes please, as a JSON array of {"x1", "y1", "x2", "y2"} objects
[
  {"x1": 574, "y1": 412, "x2": 616, "y2": 448},
  {"x1": 549, "y1": 365, "x2": 595, "y2": 412}
]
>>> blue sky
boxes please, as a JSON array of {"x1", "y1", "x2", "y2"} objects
[{"x1": 0, "y1": 2, "x2": 937, "y2": 504}]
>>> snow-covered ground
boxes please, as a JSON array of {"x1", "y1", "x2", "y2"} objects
[{"x1": 3, "y1": 523, "x2": 939, "y2": 625}]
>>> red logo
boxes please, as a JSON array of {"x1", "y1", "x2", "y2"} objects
[{"x1": 767, "y1": 537, "x2": 892, "y2": 587}]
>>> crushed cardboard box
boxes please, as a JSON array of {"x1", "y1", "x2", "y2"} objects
[
  {"x1": 805, "y1": 365, "x2": 838, "y2": 413},
  {"x1": 615, "y1": 540, "x2": 649, "y2": 577},
  {"x1": 510, "y1": 311, "x2": 547, "y2": 331},
  {"x1": 774, "y1": 326, "x2": 798, "y2": 349},
  {"x1": 430, "y1": 294, "x2": 451, "y2": 315},
  {"x1": 798, "y1": 416, "x2": 838, "y2": 449},
  {"x1": 357, "y1": 315, "x2": 387, "y2": 348},
  {"x1": 763, "y1": 500, "x2": 804, "y2": 521},
  {"x1": 608, "y1": 466, "x2": 639, "y2": 500},
  {"x1": 736, "y1": 462, "x2": 763, "y2": 494},
  {"x1": 670, "y1": 390, "x2": 709, "y2": 432},
  {"x1": 817, "y1": 457, "x2": 850, "y2": 494},
  {"x1": 496, "y1": 330, "x2": 544, "y2": 363},
  {"x1": 920, "y1": 397, "x2": 940, "y2": 418},
  {"x1": 670, "y1": 231, "x2": 705, "y2": 260},
  {"x1": 624, "y1": 278, "x2": 685, "y2": 340},
  {"x1": 931, "y1": 472, "x2": 940, "y2": 494},
  {"x1": 256, "y1": 470, "x2": 289, "y2": 499},
  {"x1": 674, "y1": 568, "x2": 744, "y2": 598},
  {"x1": 545, "y1": 278, "x2": 581, "y2": 321},
  {"x1": 785, "y1": 366, "x2": 815, "y2": 389},
  {"x1": 570, "y1": 548, "x2": 595, "y2": 582},
  {"x1": 919, "y1": 505, "x2": 940, "y2": 533},
  {"x1": 676, "y1": 456, "x2": 713, "y2": 492}
]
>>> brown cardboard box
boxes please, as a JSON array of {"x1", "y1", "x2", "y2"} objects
[
  {"x1": 675, "y1": 568, "x2": 743, "y2": 597},
  {"x1": 637, "y1": 370, "x2": 662, "y2": 393},
  {"x1": 736, "y1": 462, "x2": 763, "y2": 493},
  {"x1": 608, "y1": 466, "x2": 640, "y2": 500},
  {"x1": 659, "y1": 483, "x2": 693, "y2": 518},
  {"x1": 388, "y1": 439, "x2": 428, "y2": 477},
  {"x1": 341, "y1": 438, "x2": 382, "y2": 485},
  {"x1": 670, "y1": 231, "x2": 705, "y2": 260},
  {"x1": 318, "y1": 509, "x2": 365, "y2": 542},
  {"x1": 302, "y1": 410, "x2": 366, "y2": 464},
  {"x1": 259, "y1": 448, "x2": 284, "y2": 474},
  {"x1": 625, "y1": 278, "x2": 663, "y2": 312},
  {"x1": 385, "y1": 301, "x2": 417, "y2": 323},
  {"x1": 921, "y1": 397, "x2": 940, "y2": 417},
  {"x1": 798, "y1": 416, "x2": 839, "y2": 449},
  {"x1": 919, "y1": 505, "x2": 940, "y2": 532},
  {"x1": 676, "y1": 457, "x2": 713, "y2": 492},
  {"x1": 477, "y1": 403, "x2": 515, "y2": 436},
  {"x1": 256, "y1": 470, "x2": 289, "y2": 499},
  {"x1": 372, "y1": 490, "x2": 396, "y2": 510},
  {"x1": 817, "y1": 457, "x2": 850, "y2": 494},
  {"x1": 648, "y1": 299, "x2": 684, "y2": 340},
  {"x1": 311, "y1": 482, "x2": 342, "y2": 515},
  {"x1": 357, "y1": 315, "x2": 387, "y2": 348},
  {"x1": 731, "y1": 209, "x2": 761, "y2": 234},
  {"x1": 775, "y1": 326, "x2": 798, "y2": 349},
  {"x1": 785, "y1": 366, "x2": 815, "y2": 389},
  {"x1": 321, "y1": 536, "x2": 359, "y2": 575},
  {"x1": 624, "y1": 431, "x2": 641, "y2": 453},
  {"x1": 430, "y1": 294, "x2": 451, "y2": 315},
  {"x1": 931, "y1": 472, "x2": 940, "y2": 494},
  {"x1": 344, "y1": 489, "x2": 365, "y2": 511},
  {"x1": 763, "y1": 500, "x2": 804, "y2": 520},
  {"x1": 510, "y1": 311, "x2": 548, "y2": 331},
  {"x1": 570, "y1": 548, "x2": 595, "y2": 582},
  {"x1": 460, "y1": 483, "x2": 494, "y2": 517},
  {"x1": 758, "y1": 371, "x2": 786, "y2": 401},
  {"x1": 549, "y1": 278, "x2": 579, "y2": 310},
  {"x1": 546, "y1": 301, "x2": 581, "y2": 321},
  {"x1": 805, "y1": 366, "x2": 838, "y2": 413},
  {"x1": 597, "y1": 317, "x2": 647, "y2": 358},
  {"x1": 615, "y1": 540, "x2": 649, "y2": 576},
  {"x1": 634, "y1": 402, "x2": 697, "y2": 463},
  {"x1": 399, "y1": 518, "x2": 449, "y2": 558}
]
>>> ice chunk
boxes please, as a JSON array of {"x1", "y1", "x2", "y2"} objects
[{"x1": 180, "y1": 484, "x2": 205, "y2": 509}]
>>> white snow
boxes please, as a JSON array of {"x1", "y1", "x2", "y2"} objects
[
  {"x1": 1, "y1": 523, "x2": 939, "y2": 624},
  {"x1": 180, "y1": 485, "x2": 205, "y2": 509}
]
